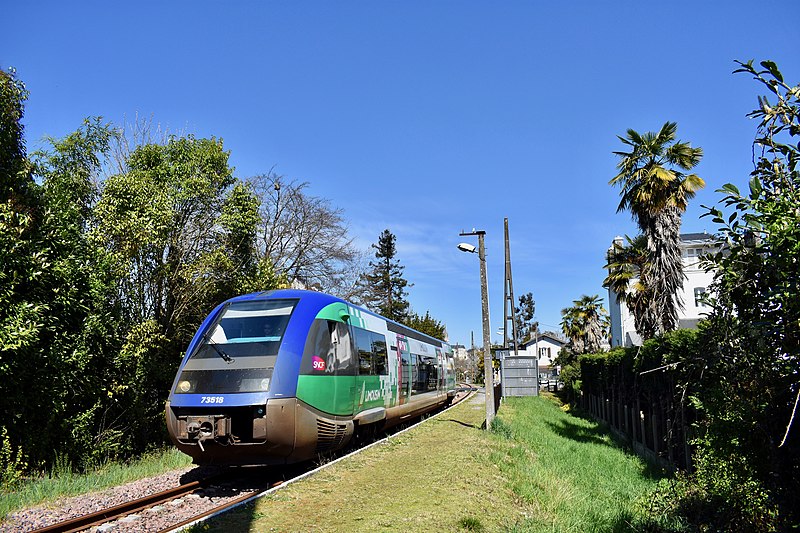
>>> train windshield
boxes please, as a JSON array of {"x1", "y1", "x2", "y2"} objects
[{"x1": 174, "y1": 299, "x2": 298, "y2": 394}]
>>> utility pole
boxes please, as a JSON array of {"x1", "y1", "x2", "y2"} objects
[
  {"x1": 459, "y1": 230, "x2": 494, "y2": 429},
  {"x1": 470, "y1": 330, "x2": 475, "y2": 384},
  {"x1": 502, "y1": 218, "x2": 519, "y2": 356}
]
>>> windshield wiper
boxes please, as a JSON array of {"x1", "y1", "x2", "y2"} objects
[{"x1": 202, "y1": 331, "x2": 235, "y2": 364}]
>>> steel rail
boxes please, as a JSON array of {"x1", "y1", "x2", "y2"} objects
[
  {"x1": 158, "y1": 480, "x2": 286, "y2": 533},
  {"x1": 31, "y1": 473, "x2": 228, "y2": 533}
]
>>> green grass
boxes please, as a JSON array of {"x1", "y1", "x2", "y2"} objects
[
  {"x1": 196, "y1": 394, "x2": 527, "y2": 532},
  {"x1": 3, "y1": 395, "x2": 666, "y2": 531},
  {"x1": 196, "y1": 394, "x2": 665, "y2": 532},
  {"x1": 491, "y1": 395, "x2": 664, "y2": 531},
  {"x1": 0, "y1": 447, "x2": 192, "y2": 520}
]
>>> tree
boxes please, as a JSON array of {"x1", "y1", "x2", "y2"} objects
[
  {"x1": 405, "y1": 310, "x2": 446, "y2": 340},
  {"x1": 1, "y1": 68, "x2": 33, "y2": 206},
  {"x1": 250, "y1": 173, "x2": 364, "y2": 298},
  {"x1": 602, "y1": 234, "x2": 656, "y2": 340},
  {"x1": 361, "y1": 229, "x2": 411, "y2": 321},
  {"x1": 679, "y1": 59, "x2": 800, "y2": 529},
  {"x1": 559, "y1": 295, "x2": 607, "y2": 357},
  {"x1": 610, "y1": 122, "x2": 705, "y2": 339},
  {"x1": 514, "y1": 292, "x2": 538, "y2": 345},
  {"x1": 94, "y1": 135, "x2": 285, "y2": 453},
  {"x1": 1, "y1": 114, "x2": 124, "y2": 472}
]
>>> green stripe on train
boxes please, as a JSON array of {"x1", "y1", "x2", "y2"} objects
[
  {"x1": 296, "y1": 375, "x2": 396, "y2": 416},
  {"x1": 314, "y1": 302, "x2": 367, "y2": 328}
]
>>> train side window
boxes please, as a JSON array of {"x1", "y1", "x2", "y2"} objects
[
  {"x1": 300, "y1": 319, "x2": 334, "y2": 374},
  {"x1": 355, "y1": 327, "x2": 373, "y2": 375},
  {"x1": 400, "y1": 350, "x2": 411, "y2": 392},
  {"x1": 412, "y1": 354, "x2": 426, "y2": 394},
  {"x1": 334, "y1": 322, "x2": 355, "y2": 376},
  {"x1": 373, "y1": 335, "x2": 387, "y2": 375},
  {"x1": 424, "y1": 356, "x2": 438, "y2": 391}
]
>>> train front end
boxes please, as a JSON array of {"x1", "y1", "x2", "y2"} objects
[{"x1": 165, "y1": 290, "x2": 353, "y2": 465}]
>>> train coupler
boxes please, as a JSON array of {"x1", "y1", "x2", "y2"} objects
[{"x1": 184, "y1": 415, "x2": 232, "y2": 451}]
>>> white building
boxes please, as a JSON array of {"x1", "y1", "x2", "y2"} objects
[
  {"x1": 518, "y1": 332, "x2": 566, "y2": 378},
  {"x1": 452, "y1": 344, "x2": 468, "y2": 361},
  {"x1": 607, "y1": 232, "x2": 719, "y2": 347}
]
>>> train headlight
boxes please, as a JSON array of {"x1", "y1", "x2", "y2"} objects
[
  {"x1": 178, "y1": 380, "x2": 192, "y2": 393},
  {"x1": 260, "y1": 378, "x2": 270, "y2": 391}
]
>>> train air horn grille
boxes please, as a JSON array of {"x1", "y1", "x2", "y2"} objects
[{"x1": 316, "y1": 419, "x2": 347, "y2": 452}]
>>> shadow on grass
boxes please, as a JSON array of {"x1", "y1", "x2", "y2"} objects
[
  {"x1": 544, "y1": 405, "x2": 667, "y2": 482},
  {"x1": 445, "y1": 419, "x2": 481, "y2": 430},
  {"x1": 607, "y1": 510, "x2": 684, "y2": 533},
  {"x1": 544, "y1": 417, "x2": 613, "y2": 447}
]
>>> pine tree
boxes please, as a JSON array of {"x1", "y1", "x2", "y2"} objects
[
  {"x1": 362, "y1": 229, "x2": 411, "y2": 321},
  {"x1": 514, "y1": 292, "x2": 538, "y2": 345}
]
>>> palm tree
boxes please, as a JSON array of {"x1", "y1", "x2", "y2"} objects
[
  {"x1": 560, "y1": 295, "x2": 608, "y2": 355},
  {"x1": 603, "y1": 234, "x2": 657, "y2": 340},
  {"x1": 610, "y1": 122, "x2": 704, "y2": 337}
]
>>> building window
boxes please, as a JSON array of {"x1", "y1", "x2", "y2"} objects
[
  {"x1": 694, "y1": 287, "x2": 707, "y2": 307},
  {"x1": 538, "y1": 347, "x2": 551, "y2": 359}
]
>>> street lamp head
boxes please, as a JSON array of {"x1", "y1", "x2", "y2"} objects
[{"x1": 457, "y1": 242, "x2": 477, "y2": 254}]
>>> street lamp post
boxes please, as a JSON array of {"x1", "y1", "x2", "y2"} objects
[{"x1": 458, "y1": 230, "x2": 495, "y2": 429}]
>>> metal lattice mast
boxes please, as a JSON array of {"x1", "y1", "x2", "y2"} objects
[{"x1": 503, "y1": 218, "x2": 519, "y2": 355}]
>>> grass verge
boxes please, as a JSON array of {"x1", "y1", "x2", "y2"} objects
[
  {"x1": 492, "y1": 395, "x2": 665, "y2": 531},
  {"x1": 0, "y1": 447, "x2": 192, "y2": 520},
  {"x1": 195, "y1": 394, "x2": 666, "y2": 532},
  {"x1": 195, "y1": 394, "x2": 523, "y2": 532}
]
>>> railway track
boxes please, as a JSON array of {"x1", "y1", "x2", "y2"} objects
[
  {"x1": 27, "y1": 386, "x2": 476, "y2": 533},
  {"x1": 27, "y1": 468, "x2": 286, "y2": 533}
]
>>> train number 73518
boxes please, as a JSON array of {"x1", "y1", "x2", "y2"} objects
[{"x1": 200, "y1": 396, "x2": 224, "y2": 404}]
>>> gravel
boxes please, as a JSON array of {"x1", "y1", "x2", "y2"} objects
[{"x1": 0, "y1": 466, "x2": 266, "y2": 533}]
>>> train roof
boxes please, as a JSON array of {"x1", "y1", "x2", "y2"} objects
[{"x1": 226, "y1": 289, "x2": 448, "y2": 348}]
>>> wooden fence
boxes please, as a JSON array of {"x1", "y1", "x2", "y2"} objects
[
  {"x1": 579, "y1": 388, "x2": 692, "y2": 471},
  {"x1": 578, "y1": 351, "x2": 695, "y2": 471}
]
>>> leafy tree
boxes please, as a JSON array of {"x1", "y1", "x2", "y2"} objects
[
  {"x1": 94, "y1": 135, "x2": 285, "y2": 452},
  {"x1": 672, "y1": 59, "x2": 800, "y2": 530},
  {"x1": 1, "y1": 68, "x2": 34, "y2": 206},
  {"x1": 610, "y1": 122, "x2": 705, "y2": 339},
  {"x1": 361, "y1": 229, "x2": 411, "y2": 321},
  {"x1": 514, "y1": 292, "x2": 538, "y2": 345},
  {"x1": 405, "y1": 310, "x2": 446, "y2": 340},
  {"x1": 97, "y1": 136, "x2": 235, "y2": 336},
  {"x1": 1, "y1": 68, "x2": 38, "y2": 481},
  {"x1": 1, "y1": 114, "x2": 123, "y2": 471}
]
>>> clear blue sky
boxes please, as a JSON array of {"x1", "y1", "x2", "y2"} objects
[{"x1": 4, "y1": 2, "x2": 799, "y2": 347}]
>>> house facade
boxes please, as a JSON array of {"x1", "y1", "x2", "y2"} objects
[
  {"x1": 607, "y1": 232, "x2": 719, "y2": 347},
  {"x1": 518, "y1": 331, "x2": 566, "y2": 379}
]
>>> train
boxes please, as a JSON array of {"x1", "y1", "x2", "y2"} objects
[{"x1": 166, "y1": 289, "x2": 456, "y2": 465}]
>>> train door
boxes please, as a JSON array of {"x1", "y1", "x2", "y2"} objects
[
  {"x1": 397, "y1": 336, "x2": 411, "y2": 404},
  {"x1": 332, "y1": 321, "x2": 357, "y2": 416},
  {"x1": 436, "y1": 348, "x2": 445, "y2": 392}
]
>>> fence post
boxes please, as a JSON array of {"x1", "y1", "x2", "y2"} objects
[
  {"x1": 640, "y1": 408, "x2": 646, "y2": 449},
  {"x1": 681, "y1": 405, "x2": 691, "y2": 472},
  {"x1": 652, "y1": 410, "x2": 660, "y2": 456},
  {"x1": 666, "y1": 414, "x2": 674, "y2": 463},
  {"x1": 624, "y1": 404, "x2": 629, "y2": 435}
]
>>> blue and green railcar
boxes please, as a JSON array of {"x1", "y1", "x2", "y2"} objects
[{"x1": 166, "y1": 289, "x2": 455, "y2": 465}]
